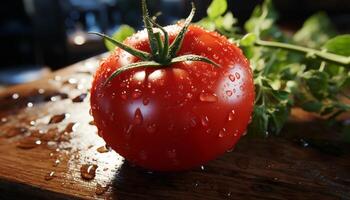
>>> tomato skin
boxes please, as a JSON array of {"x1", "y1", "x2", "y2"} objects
[{"x1": 90, "y1": 25, "x2": 254, "y2": 171}]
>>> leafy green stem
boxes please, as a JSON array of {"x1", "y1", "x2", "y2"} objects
[{"x1": 255, "y1": 39, "x2": 350, "y2": 66}]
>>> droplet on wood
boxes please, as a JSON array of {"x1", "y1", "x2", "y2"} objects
[
  {"x1": 80, "y1": 164, "x2": 98, "y2": 180},
  {"x1": 72, "y1": 93, "x2": 87, "y2": 103},
  {"x1": 4, "y1": 127, "x2": 28, "y2": 138},
  {"x1": 44, "y1": 171, "x2": 56, "y2": 181},
  {"x1": 97, "y1": 145, "x2": 109, "y2": 153},
  {"x1": 95, "y1": 183, "x2": 109, "y2": 195},
  {"x1": 17, "y1": 136, "x2": 41, "y2": 149},
  {"x1": 49, "y1": 114, "x2": 66, "y2": 124}
]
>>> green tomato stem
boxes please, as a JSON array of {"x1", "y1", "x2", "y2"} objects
[{"x1": 255, "y1": 39, "x2": 350, "y2": 66}]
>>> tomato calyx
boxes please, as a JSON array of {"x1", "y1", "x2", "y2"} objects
[{"x1": 90, "y1": 0, "x2": 219, "y2": 85}]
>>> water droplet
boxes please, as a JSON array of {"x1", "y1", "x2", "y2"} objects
[
  {"x1": 17, "y1": 137, "x2": 41, "y2": 149},
  {"x1": 190, "y1": 117, "x2": 197, "y2": 127},
  {"x1": 68, "y1": 122, "x2": 79, "y2": 133},
  {"x1": 207, "y1": 47, "x2": 212, "y2": 51},
  {"x1": 239, "y1": 85, "x2": 243, "y2": 91},
  {"x1": 49, "y1": 114, "x2": 67, "y2": 124},
  {"x1": 199, "y1": 92, "x2": 218, "y2": 103},
  {"x1": 97, "y1": 145, "x2": 109, "y2": 153},
  {"x1": 125, "y1": 124, "x2": 133, "y2": 135},
  {"x1": 121, "y1": 91, "x2": 127, "y2": 100},
  {"x1": 38, "y1": 88, "x2": 45, "y2": 94},
  {"x1": 27, "y1": 102, "x2": 34, "y2": 108},
  {"x1": 95, "y1": 183, "x2": 109, "y2": 195},
  {"x1": 142, "y1": 98, "x2": 150, "y2": 105},
  {"x1": 226, "y1": 90, "x2": 233, "y2": 97},
  {"x1": 5, "y1": 127, "x2": 28, "y2": 138},
  {"x1": 235, "y1": 72, "x2": 241, "y2": 79},
  {"x1": 229, "y1": 74, "x2": 235, "y2": 82},
  {"x1": 228, "y1": 110, "x2": 235, "y2": 121},
  {"x1": 1, "y1": 117, "x2": 7, "y2": 124},
  {"x1": 53, "y1": 159, "x2": 60, "y2": 167},
  {"x1": 147, "y1": 123, "x2": 157, "y2": 133},
  {"x1": 200, "y1": 165, "x2": 205, "y2": 171},
  {"x1": 12, "y1": 93, "x2": 19, "y2": 99},
  {"x1": 167, "y1": 149, "x2": 177, "y2": 158},
  {"x1": 133, "y1": 108, "x2": 143, "y2": 125},
  {"x1": 80, "y1": 164, "x2": 98, "y2": 180},
  {"x1": 132, "y1": 89, "x2": 142, "y2": 99},
  {"x1": 72, "y1": 93, "x2": 87, "y2": 103},
  {"x1": 44, "y1": 171, "x2": 56, "y2": 181},
  {"x1": 218, "y1": 128, "x2": 226, "y2": 138},
  {"x1": 201, "y1": 116, "x2": 209, "y2": 127},
  {"x1": 298, "y1": 138, "x2": 309, "y2": 148}
]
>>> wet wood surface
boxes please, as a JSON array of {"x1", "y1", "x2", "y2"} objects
[{"x1": 0, "y1": 55, "x2": 349, "y2": 200}]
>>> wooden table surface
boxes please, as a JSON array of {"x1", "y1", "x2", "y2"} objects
[{"x1": 0, "y1": 55, "x2": 349, "y2": 200}]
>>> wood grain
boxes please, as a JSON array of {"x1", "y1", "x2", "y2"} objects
[{"x1": 0, "y1": 55, "x2": 349, "y2": 200}]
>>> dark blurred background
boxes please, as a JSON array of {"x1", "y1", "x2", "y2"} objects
[{"x1": 0, "y1": 0, "x2": 349, "y2": 86}]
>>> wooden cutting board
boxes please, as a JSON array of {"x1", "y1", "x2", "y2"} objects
[{"x1": 0, "y1": 55, "x2": 349, "y2": 200}]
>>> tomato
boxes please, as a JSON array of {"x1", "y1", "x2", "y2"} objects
[{"x1": 90, "y1": 24, "x2": 254, "y2": 171}]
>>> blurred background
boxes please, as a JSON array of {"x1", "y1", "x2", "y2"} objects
[{"x1": 0, "y1": 0, "x2": 349, "y2": 86}]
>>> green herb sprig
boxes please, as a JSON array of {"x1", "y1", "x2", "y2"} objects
[{"x1": 106, "y1": 0, "x2": 350, "y2": 137}]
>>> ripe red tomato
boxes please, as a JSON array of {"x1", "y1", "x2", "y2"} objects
[{"x1": 90, "y1": 24, "x2": 254, "y2": 171}]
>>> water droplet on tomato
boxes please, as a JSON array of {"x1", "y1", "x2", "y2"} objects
[
  {"x1": 229, "y1": 74, "x2": 235, "y2": 82},
  {"x1": 190, "y1": 118, "x2": 197, "y2": 127},
  {"x1": 226, "y1": 90, "x2": 233, "y2": 97},
  {"x1": 125, "y1": 124, "x2": 133, "y2": 135},
  {"x1": 218, "y1": 128, "x2": 226, "y2": 138},
  {"x1": 239, "y1": 85, "x2": 243, "y2": 91},
  {"x1": 200, "y1": 165, "x2": 205, "y2": 171},
  {"x1": 235, "y1": 72, "x2": 241, "y2": 79},
  {"x1": 201, "y1": 116, "x2": 209, "y2": 127},
  {"x1": 121, "y1": 91, "x2": 127, "y2": 100},
  {"x1": 167, "y1": 149, "x2": 177, "y2": 158},
  {"x1": 80, "y1": 164, "x2": 98, "y2": 180},
  {"x1": 147, "y1": 123, "x2": 157, "y2": 133},
  {"x1": 133, "y1": 108, "x2": 143, "y2": 125},
  {"x1": 207, "y1": 47, "x2": 212, "y2": 51},
  {"x1": 228, "y1": 110, "x2": 235, "y2": 121},
  {"x1": 142, "y1": 98, "x2": 150, "y2": 105},
  {"x1": 199, "y1": 92, "x2": 218, "y2": 103},
  {"x1": 132, "y1": 89, "x2": 142, "y2": 99}
]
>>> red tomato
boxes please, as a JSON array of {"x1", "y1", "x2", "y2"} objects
[{"x1": 90, "y1": 24, "x2": 254, "y2": 171}]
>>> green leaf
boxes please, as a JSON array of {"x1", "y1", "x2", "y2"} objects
[
  {"x1": 323, "y1": 34, "x2": 350, "y2": 56},
  {"x1": 244, "y1": 0, "x2": 278, "y2": 36},
  {"x1": 248, "y1": 105, "x2": 269, "y2": 137},
  {"x1": 240, "y1": 33, "x2": 257, "y2": 47},
  {"x1": 105, "y1": 25, "x2": 135, "y2": 51},
  {"x1": 269, "y1": 105, "x2": 290, "y2": 134},
  {"x1": 293, "y1": 12, "x2": 336, "y2": 48},
  {"x1": 303, "y1": 70, "x2": 329, "y2": 99},
  {"x1": 221, "y1": 12, "x2": 237, "y2": 30},
  {"x1": 207, "y1": 0, "x2": 227, "y2": 19},
  {"x1": 301, "y1": 101, "x2": 323, "y2": 112}
]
